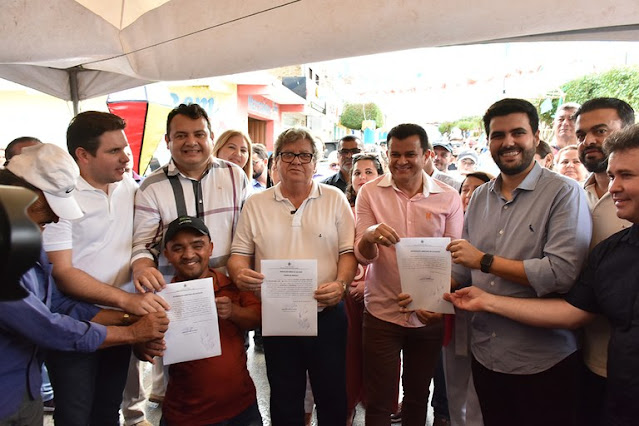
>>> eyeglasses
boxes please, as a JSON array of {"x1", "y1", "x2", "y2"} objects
[
  {"x1": 278, "y1": 152, "x2": 314, "y2": 164},
  {"x1": 338, "y1": 148, "x2": 361, "y2": 156}
]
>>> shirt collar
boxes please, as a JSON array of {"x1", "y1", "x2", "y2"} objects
[
  {"x1": 75, "y1": 174, "x2": 119, "y2": 193},
  {"x1": 273, "y1": 180, "x2": 322, "y2": 202},
  {"x1": 167, "y1": 158, "x2": 213, "y2": 179},
  {"x1": 378, "y1": 170, "x2": 444, "y2": 196},
  {"x1": 624, "y1": 224, "x2": 639, "y2": 246},
  {"x1": 490, "y1": 161, "x2": 542, "y2": 195},
  {"x1": 583, "y1": 172, "x2": 596, "y2": 189}
]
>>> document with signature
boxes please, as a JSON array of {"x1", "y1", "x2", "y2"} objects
[
  {"x1": 261, "y1": 259, "x2": 317, "y2": 336},
  {"x1": 158, "y1": 277, "x2": 221, "y2": 365},
  {"x1": 396, "y1": 237, "x2": 454, "y2": 314}
]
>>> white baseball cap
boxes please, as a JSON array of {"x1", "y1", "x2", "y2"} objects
[{"x1": 6, "y1": 143, "x2": 83, "y2": 220}]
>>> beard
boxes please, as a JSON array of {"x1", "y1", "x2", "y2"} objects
[
  {"x1": 253, "y1": 168, "x2": 263, "y2": 180},
  {"x1": 579, "y1": 148, "x2": 608, "y2": 173},
  {"x1": 493, "y1": 146, "x2": 536, "y2": 176}
]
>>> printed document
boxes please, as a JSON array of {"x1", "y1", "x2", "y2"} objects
[
  {"x1": 396, "y1": 237, "x2": 454, "y2": 314},
  {"x1": 261, "y1": 259, "x2": 318, "y2": 336},
  {"x1": 158, "y1": 277, "x2": 221, "y2": 365}
]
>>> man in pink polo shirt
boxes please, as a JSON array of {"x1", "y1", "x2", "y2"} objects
[{"x1": 355, "y1": 123, "x2": 464, "y2": 426}]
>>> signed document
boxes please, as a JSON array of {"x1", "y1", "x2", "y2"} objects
[
  {"x1": 261, "y1": 259, "x2": 317, "y2": 336},
  {"x1": 396, "y1": 237, "x2": 454, "y2": 314},
  {"x1": 158, "y1": 277, "x2": 222, "y2": 365}
]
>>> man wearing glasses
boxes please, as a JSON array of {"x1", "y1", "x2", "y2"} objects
[
  {"x1": 322, "y1": 135, "x2": 364, "y2": 192},
  {"x1": 229, "y1": 127, "x2": 357, "y2": 425}
]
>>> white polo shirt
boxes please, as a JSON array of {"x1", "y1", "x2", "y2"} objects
[
  {"x1": 231, "y1": 181, "x2": 354, "y2": 286},
  {"x1": 43, "y1": 174, "x2": 138, "y2": 289}
]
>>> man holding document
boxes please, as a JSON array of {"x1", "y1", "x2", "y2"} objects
[
  {"x1": 355, "y1": 123, "x2": 463, "y2": 426},
  {"x1": 159, "y1": 216, "x2": 262, "y2": 426},
  {"x1": 229, "y1": 127, "x2": 357, "y2": 425},
  {"x1": 439, "y1": 99, "x2": 591, "y2": 426}
]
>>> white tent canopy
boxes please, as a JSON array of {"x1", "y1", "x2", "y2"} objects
[{"x1": 1, "y1": 0, "x2": 638, "y2": 103}]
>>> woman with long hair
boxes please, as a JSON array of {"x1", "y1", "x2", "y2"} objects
[{"x1": 213, "y1": 130, "x2": 253, "y2": 178}]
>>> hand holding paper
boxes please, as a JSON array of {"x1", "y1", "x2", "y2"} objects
[{"x1": 396, "y1": 237, "x2": 455, "y2": 314}]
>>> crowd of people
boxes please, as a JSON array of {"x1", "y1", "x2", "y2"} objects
[{"x1": 1, "y1": 95, "x2": 638, "y2": 426}]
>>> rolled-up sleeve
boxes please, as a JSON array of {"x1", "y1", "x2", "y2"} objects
[
  {"x1": 354, "y1": 184, "x2": 379, "y2": 265},
  {"x1": 523, "y1": 183, "x2": 592, "y2": 296}
]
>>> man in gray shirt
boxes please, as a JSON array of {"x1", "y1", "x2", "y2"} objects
[{"x1": 445, "y1": 99, "x2": 591, "y2": 426}]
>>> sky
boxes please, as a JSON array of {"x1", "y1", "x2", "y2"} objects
[{"x1": 312, "y1": 41, "x2": 639, "y2": 126}]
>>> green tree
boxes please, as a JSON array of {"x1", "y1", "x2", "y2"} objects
[
  {"x1": 562, "y1": 67, "x2": 639, "y2": 108},
  {"x1": 537, "y1": 66, "x2": 639, "y2": 127},
  {"x1": 438, "y1": 116, "x2": 482, "y2": 137},
  {"x1": 438, "y1": 121, "x2": 453, "y2": 135},
  {"x1": 340, "y1": 102, "x2": 385, "y2": 130}
]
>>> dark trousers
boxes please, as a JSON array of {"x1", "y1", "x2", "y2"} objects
[
  {"x1": 471, "y1": 352, "x2": 579, "y2": 426},
  {"x1": 47, "y1": 345, "x2": 131, "y2": 426},
  {"x1": 263, "y1": 302, "x2": 347, "y2": 426},
  {"x1": 432, "y1": 350, "x2": 450, "y2": 419},
  {"x1": 577, "y1": 363, "x2": 606, "y2": 426},
  {"x1": 0, "y1": 390, "x2": 42, "y2": 426},
  {"x1": 363, "y1": 311, "x2": 443, "y2": 426}
]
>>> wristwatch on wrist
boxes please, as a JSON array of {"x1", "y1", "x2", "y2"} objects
[{"x1": 480, "y1": 253, "x2": 494, "y2": 273}]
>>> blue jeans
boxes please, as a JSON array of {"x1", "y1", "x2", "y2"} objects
[
  {"x1": 160, "y1": 402, "x2": 262, "y2": 426},
  {"x1": 264, "y1": 302, "x2": 347, "y2": 426},
  {"x1": 40, "y1": 364, "x2": 54, "y2": 402},
  {"x1": 47, "y1": 345, "x2": 131, "y2": 426}
]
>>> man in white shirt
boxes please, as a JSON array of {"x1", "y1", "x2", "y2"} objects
[{"x1": 43, "y1": 111, "x2": 168, "y2": 426}]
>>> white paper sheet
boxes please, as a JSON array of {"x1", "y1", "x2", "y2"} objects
[
  {"x1": 261, "y1": 259, "x2": 318, "y2": 336},
  {"x1": 158, "y1": 277, "x2": 222, "y2": 365},
  {"x1": 396, "y1": 237, "x2": 455, "y2": 314}
]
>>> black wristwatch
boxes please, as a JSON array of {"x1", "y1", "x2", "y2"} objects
[{"x1": 480, "y1": 253, "x2": 494, "y2": 273}]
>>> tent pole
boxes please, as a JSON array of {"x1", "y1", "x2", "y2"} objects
[{"x1": 68, "y1": 68, "x2": 80, "y2": 116}]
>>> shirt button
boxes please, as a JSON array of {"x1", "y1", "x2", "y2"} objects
[
  {"x1": 499, "y1": 230, "x2": 504, "y2": 235},
  {"x1": 492, "y1": 332, "x2": 497, "y2": 338},
  {"x1": 199, "y1": 200, "x2": 203, "y2": 203},
  {"x1": 504, "y1": 205, "x2": 508, "y2": 210},
  {"x1": 490, "y1": 281, "x2": 495, "y2": 286}
]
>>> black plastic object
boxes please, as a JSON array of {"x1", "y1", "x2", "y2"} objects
[{"x1": 0, "y1": 185, "x2": 40, "y2": 300}]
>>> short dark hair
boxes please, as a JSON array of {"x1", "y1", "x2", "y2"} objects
[
  {"x1": 574, "y1": 98, "x2": 635, "y2": 128},
  {"x1": 338, "y1": 135, "x2": 363, "y2": 150},
  {"x1": 252, "y1": 143, "x2": 268, "y2": 160},
  {"x1": 536, "y1": 140, "x2": 553, "y2": 158},
  {"x1": 386, "y1": 123, "x2": 431, "y2": 152},
  {"x1": 166, "y1": 103, "x2": 212, "y2": 136},
  {"x1": 604, "y1": 123, "x2": 639, "y2": 156},
  {"x1": 67, "y1": 111, "x2": 126, "y2": 160},
  {"x1": 5, "y1": 137, "x2": 42, "y2": 161},
  {"x1": 459, "y1": 171, "x2": 494, "y2": 194},
  {"x1": 483, "y1": 98, "x2": 539, "y2": 135}
]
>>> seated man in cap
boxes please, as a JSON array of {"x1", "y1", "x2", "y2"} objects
[
  {"x1": 0, "y1": 143, "x2": 169, "y2": 426},
  {"x1": 160, "y1": 216, "x2": 262, "y2": 426}
]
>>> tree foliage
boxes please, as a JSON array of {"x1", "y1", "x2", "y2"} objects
[
  {"x1": 537, "y1": 66, "x2": 639, "y2": 127},
  {"x1": 340, "y1": 102, "x2": 385, "y2": 130},
  {"x1": 438, "y1": 116, "x2": 482, "y2": 137}
]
